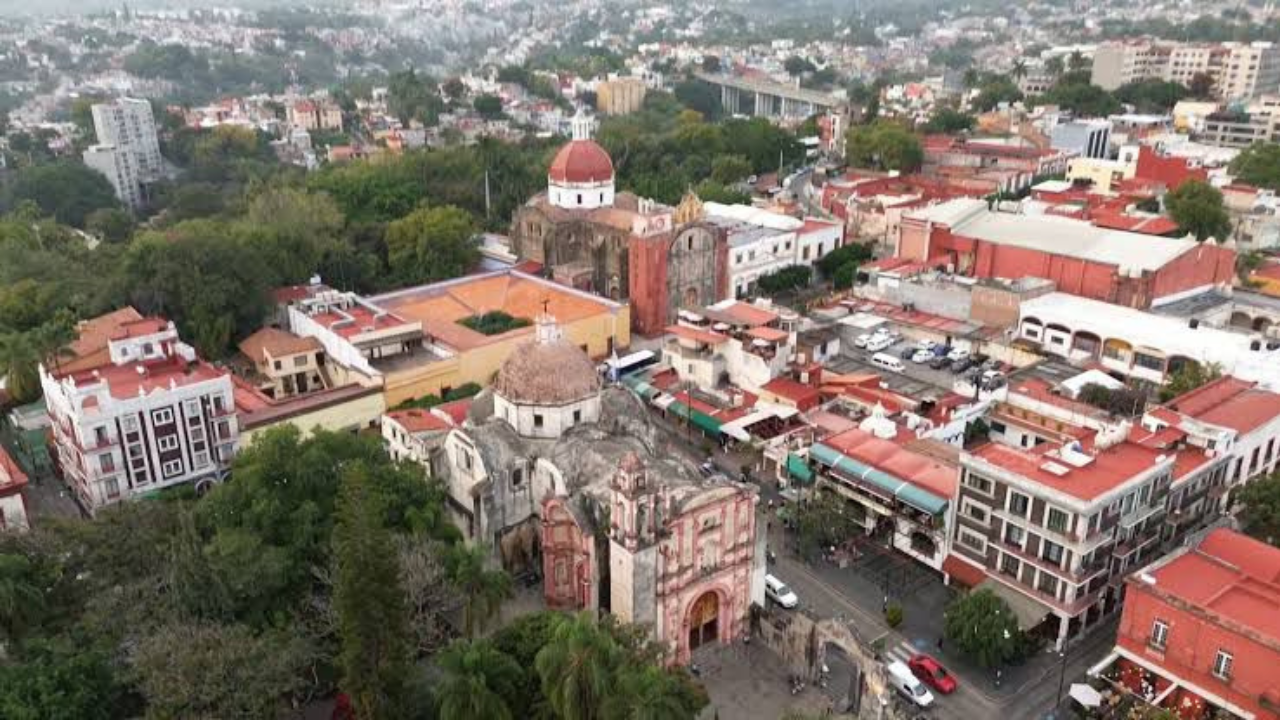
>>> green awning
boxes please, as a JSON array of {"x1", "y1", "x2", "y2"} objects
[
  {"x1": 786, "y1": 453, "x2": 814, "y2": 484},
  {"x1": 621, "y1": 373, "x2": 659, "y2": 400},
  {"x1": 667, "y1": 401, "x2": 692, "y2": 419},
  {"x1": 690, "y1": 410, "x2": 722, "y2": 437},
  {"x1": 810, "y1": 443, "x2": 948, "y2": 516}
]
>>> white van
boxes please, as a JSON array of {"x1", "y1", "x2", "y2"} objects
[
  {"x1": 871, "y1": 352, "x2": 905, "y2": 373},
  {"x1": 764, "y1": 574, "x2": 799, "y2": 608},
  {"x1": 886, "y1": 660, "x2": 935, "y2": 707},
  {"x1": 865, "y1": 335, "x2": 894, "y2": 353}
]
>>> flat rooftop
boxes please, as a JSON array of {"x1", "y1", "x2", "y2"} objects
[
  {"x1": 372, "y1": 270, "x2": 623, "y2": 353},
  {"x1": 968, "y1": 433, "x2": 1168, "y2": 504}
]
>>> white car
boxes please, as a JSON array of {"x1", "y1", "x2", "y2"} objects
[
  {"x1": 765, "y1": 574, "x2": 799, "y2": 609},
  {"x1": 865, "y1": 335, "x2": 894, "y2": 352},
  {"x1": 887, "y1": 660, "x2": 935, "y2": 708},
  {"x1": 947, "y1": 347, "x2": 970, "y2": 362},
  {"x1": 911, "y1": 349, "x2": 934, "y2": 363},
  {"x1": 854, "y1": 333, "x2": 872, "y2": 348}
]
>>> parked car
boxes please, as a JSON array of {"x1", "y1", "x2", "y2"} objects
[
  {"x1": 947, "y1": 347, "x2": 970, "y2": 362},
  {"x1": 765, "y1": 574, "x2": 799, "y2": 609},
  {"x1": 854, "y1": 334, "x2": 871, "y2": 348},
  {"x1": 950, "y1": 357, "x2": 976, "y2": 374},
  {"x1": 900, "y1": 346, "x2": 918, "y2": 360},
  {"x1": 911, "y1": 349, "x2": 935, "y2": 364},
  {"x1": 981, "y1": 358, "x2": 1002, "y2": 372},
  {"x1": 866, "y1": 335, "x2": 894, "y2": 352},
  {"x1": 928, "y1": 355, "x2": 952, "y2": 370},
  {"x1": 915, "y1": 339, "x2": 937, "y2": 352},
  {"x1": 886, "y1": 660, "x2": 935, "y2": 708},
  {"x1": 908, "y1": 654, "x2": 958, "y2": 695}
]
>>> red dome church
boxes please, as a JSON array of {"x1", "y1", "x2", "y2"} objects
[{"x1": 546, "y1": 110, "x2": 616, "y2": 209}]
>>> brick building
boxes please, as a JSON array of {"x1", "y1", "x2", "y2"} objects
[
  {"x1": 1091, "y1": 529, "x2": 1280, "y2": 720},
  {"x1": 899, "y1": 198, "x2": 1236, "y2": 309},
  {"x1": 40, "y1": 310, "x2": 238, "y2": 514}
]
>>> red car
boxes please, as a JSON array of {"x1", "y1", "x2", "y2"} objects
[{"x1": 908, "y1": 654, "x2": 958, "y2": 694}]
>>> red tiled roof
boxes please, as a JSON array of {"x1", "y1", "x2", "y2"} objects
[
  {"x1": 238, "y1": 328, "x2": 321, "y2": 363},
  {"x1": 386, "y1": 409, "x2": 450, "y2": 433},
  {"x1": 1165, "y1": 376, "x2": 1280, "y2": 435},
  {"x1": 761, "y1": 377, "x2": 821, "y2": 406},
  {"x1": 943, "y1": 553, "x2": 987, "y2": 588},
  {"x1": 58, "y1": 307, "x2": 145, "y2": 375},
  {"x1": 548, "y1": 140, "x2": 614, "y2": 184},
  {"x1": 824, "y1": 427, "x2": 958, "y2": 499},
  {"x1": 433, "y1": 398, "x2": 473, "y2": 426},
  {"x1": 970, "y1": 436, "x2": 1166, "y2": 502},
  {"x1": 666, "y1": 324, "x2": 730, "y2": 345},
  {"x1": 0, "y1": 444, "x2": 28, "y2": 496},
  {"x1": 1091, "y1": 212, "x2": 1181, "y2": 236},
  {"x1": 746, "y1": 326, "x2": 789, "y2": 343},
  {"x1": 68, "y1": 355, "x2": 229, "y2": 401},
  {"x1": 717, "y1": 302, "x2": 779, "y2": 327}
]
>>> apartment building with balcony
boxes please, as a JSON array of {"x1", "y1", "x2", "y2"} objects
[
  {"x1": 39, "y1": 310, "x2": 238, "y2": 514},
  {"x1": 661, "y1": 300, "x2": 797, "y2": 392},
  {"x1": 953, "y1": 424, "x2": 1176, "y2": 650},
  {"x1": 1090, "y1": 529, "x2": 1280, "y2": 720},
  {"x1": 1092, "y1": 41, "x2": 1280, "y2": 101}
]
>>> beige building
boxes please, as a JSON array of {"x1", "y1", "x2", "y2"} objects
[
  {"x1": 596, "y1": 77, "x2": 647, "y2": 116},
  {"x1": 1092, "y1": 41, "x2": 1280, "y2": 101},
  {"x1": 1063, "y1": 146, "x2": 1140, "y2": 193},
  {"x1": 238, "y1": 328, "x2": 327, "y2": 400}
]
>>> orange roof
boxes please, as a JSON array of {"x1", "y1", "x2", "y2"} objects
[
  {"x1": 0, "y1": 444, "x2": 28, "y2": 495},
  {"x1": 1165, "y1": 376, "x2": 1280, "y2": 434},
  {"x1": 434, "y1": 398, "x2": 473, "y2": 426},
  {"x1": 238, "y1": 328, "x2": 322, "y2": 364},
  {"x1": 111, "y1": 317, "x2": 170, "y2": 340},
  {"x1": 942, "y1": 554, "x2": 987, "y2": 588},
  {"x1": 377, "y1": 271, "x2": 618, "y2": 353},
  {"x1": 666, "y1": 324, "x2": 730, "y2": 345},
  {"x1": 386, "y1": 409, "x2": 451, "y2": 434},
  {"x1": 970, "y1": 436, "x2": 1166, "y2": 502},
  {"x1": 746, "y1": 326, "x2": 789, "y2": 343},
  {"x1": 67, "y1": 355, "x2": 228, "y2": 401},
  {"x1": 717, "y1": 302, "x2": 779, "y2": 327},
  {"x1": 761, "y1": 377, "x2": 821, "y2": 406},
  {"x1": 825, "y1": 427, "x2": 958, "y2": 500},
  {"x1": 57, "y1": 307, "x2": 144, "y2": 375}
]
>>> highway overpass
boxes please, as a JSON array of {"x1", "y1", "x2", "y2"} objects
[{"x1": 694, "y1": 72, "x2": 847, "y2": 119}]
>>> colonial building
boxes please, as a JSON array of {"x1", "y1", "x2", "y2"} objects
[
  {"x1": 40, "y1": 311, "x2": 239, "y2": 513},
  {"x1": 430, "y1": 311, "x2": 765, "y2": 663},
  {"x1": 237, "y1": 327, "x2": 327, "y2": 400},
  {"x1": 509, "y1": 111, "x2": 729, "y2": 335},
  {"x1": 1090, "y1": 528, "x2": 1280, "y2": 720}
]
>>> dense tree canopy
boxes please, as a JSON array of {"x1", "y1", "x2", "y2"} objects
[
  {"x1": 1114, "y1": 79, "x2": 1188, "y2": 113},
  {"x1": 1165, "y1": 180, "x2": 1232, "y2": 242},
  {"x1": 2, "y1": 161, "x2": 120, "y2": 228},
  {"x1": 1229, "y1": 142, "x2": 1280, "y2": 191},
  {"x1": 845, "y1": 121, "x2": 924, "y2": 172},
  {"x1": 944, "y1": 589, "x2": 1026, "y2": 668},
  {"x1": 1238, "y1": 472, "x2": 1280, "y2": 547}
]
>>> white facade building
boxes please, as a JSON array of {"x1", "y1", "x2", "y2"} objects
[
  {"x1": 704, "y1": 203, "x2": 844, "y2": 298},
  {"x1": 91, "y1": 97, "x2": 164, "y2": 181},
  {"x1": 83, "y1": 144, "x2": 143, "y2": 210},
  {"x1": 40, "y1": 315, "x2": 238, "y2": 514}
]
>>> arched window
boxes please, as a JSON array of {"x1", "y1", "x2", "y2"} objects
[{"x1": 577, "y1": 193, "x2": 583, "y2": 205}]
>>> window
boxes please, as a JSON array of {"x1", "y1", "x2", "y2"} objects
[
  {"x1": 959, "y1": 529, "x2": 986, "y2": 554},
  {"x1": 1122, "y1": 492, "x2": 1135, "y2": 514},
  {"x1": 1000, "y1": 554, "x2": 1021, "y2": 578},
  {"x1": 1133, "y1": 353, "x2": 1164, "y2": 372},
  {"x1": 573, "y1": 409, "x2": 582, "y2": 424},
  {"x1": 294, "y1": 356, "x2": 307, "y2": 367},
  {"x1": 964, "y1": 472, "x2": 994, "y2": 495},
  {"x1": 273, "y1": 359, "x2": 283, "y2": 371},
  {"x1": 161, "y1": 459, "x2": 183, "y2": 478},
  {"x1": 1150, "y1": 620, "x2": 1169, "y2": 649},
  {"x1": 1004, "y1": 523, "x2": 1024, "y2": 546},
  {"x1": 93, "y1": 426, "x2": 109, "y2": 446},
  {"x1": 963, "y1": 499, "x2": 989, "y2": 526},
  {"x1": 193, "y1": 451, "x2": 210, "y2": 469},
  {"x1": 512, "y1": 467, "x2": 524, "y2": 487},
  {"x1": 104, "y1": 477, "x2": 120, "y2": 499},
  {"x1": 213, "y1": 395, "x2": 225, "y2": 414},
  {"x1": 534, "y1": 414, "x2": 544, "y2": 428},
  {"x1": 157, "y1": 435, "x2": 179, "y2": 452},
  {"x1": 189, "y1": 427, "x2": 205, "y2": 443},
  {"x1": 122, "y1": 416, "x2": 139, "y2": 433},
  {"x1": 99, "y1": 454, "x2": 115, "y2": 473},
  {"x1": 1047, "y1": 507, "x2": 1069, "y2": 534},
  {"x1": 1037, "y1": 572, "x2": 1059, "y2": 597},
  {"x1": 1041, "y1": 540, "x2": 1064, "y2": 566},
  {"x1": 1008, "y1": 492, "x2": 1030, "y2": 517},
  {"x1": 152, "y1": 408, "x2": 174, "y2": 426},
  {"x1": 1212, "y1": 650, "x2": 1232, "y2": 680}
]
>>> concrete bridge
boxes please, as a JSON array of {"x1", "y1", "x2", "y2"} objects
[{"x1": 694, "y1": 71, "x2": 847, "y2": 119}]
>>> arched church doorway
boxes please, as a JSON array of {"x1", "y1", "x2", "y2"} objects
[{"x1": 687, "y1": 591, "x2": 720, "y2": 651}]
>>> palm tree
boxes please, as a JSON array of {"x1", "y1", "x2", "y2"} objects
[
  {"x1": 1045, "y1": 56, "x2": 1065, "y2": 77},
  {"x1": 0, "y1": 553, "x2": 45, "y2": 643},
  {"x1": 962, "y1": 68, "x2": 980, "y2": 88},
  {"x1": 0, "y1": 315, "x2": 73, "y2": 405},
  {"x1": 1011, "y1": 60, "x2": 1029, "y2": 82},
  {"x1": 1067, "y1": 50, "x2": 1087, "y2": 72},
  {"x1": 445, "y1": 544, "x2": 513, "y2": 637},
  {"x1": 435, "y1": 639, "x2": 522, "y2": 720},
  {"x1": 603, "y1": 665, "x2": 703, "y2": 720},
  {"x1": 535, "y1": 613, "x2": 620, "y2": 720}
]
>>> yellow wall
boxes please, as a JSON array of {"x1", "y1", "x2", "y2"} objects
[
  {"x1": 1251, "y1": 274, "x2": 1280, "y2": 298},
  {"x1": 383, "y1": 306, "x2": 631, "y2": 407},
  {"x1": 239, "y1": 390, "x2": 387, "y2": 447},
  {"x1": 1065, "y1": 157, "x2": 1131, "y2": 193}
]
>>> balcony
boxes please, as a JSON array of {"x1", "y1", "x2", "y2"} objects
[{"x1": 1119, "y1": 502, "x2": 1165, "y2": 531}]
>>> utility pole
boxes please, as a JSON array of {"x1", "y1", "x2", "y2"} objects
[{"x1": 484, "y1": 169, "x2": 492, "y2": 221}]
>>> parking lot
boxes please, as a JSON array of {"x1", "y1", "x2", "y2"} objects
[{"x1": 831, "y1": 330, "x2": 1008, "y2": 398}]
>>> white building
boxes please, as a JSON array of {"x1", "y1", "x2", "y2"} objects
[
  {"x1": 703, "y1": 202, "x2": 844, "y2": 298},
  {"x1": 83, "y1": 143, "x2": 142, "y2": 210},
  {"x1": 1017, "y1": 292, "x2": 1280, "y2": 389},
  {"x1": 40, "y1": 310, "x2": 238, "y2": 514},
  {"x1": 91, "y1": 97, "x2": 163, "y2": 181},
  {"x1": 662, "y1": 300, "x2": 797, "y2": 392}
]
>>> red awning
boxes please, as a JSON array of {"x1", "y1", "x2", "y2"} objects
[{"x1": 942, "y1": 554, "x2": 987, "y2": 588}]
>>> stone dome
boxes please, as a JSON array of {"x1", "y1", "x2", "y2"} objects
[
  {"x1": 493, "y1": 315, "x2": 602, "y2": 406},
  {"x1": 548, "y1": 140, "x2": 614, "y2": 184}
]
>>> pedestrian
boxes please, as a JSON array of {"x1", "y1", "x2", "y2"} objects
[
  {"x1": 882, "y1": 594, "x2": 888, "y2": 613},
  {"x1": 937, "y1": 636, "x2": 944, "y2": 652}
]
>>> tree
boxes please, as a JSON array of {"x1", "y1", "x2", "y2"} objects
[
  {"x1": 970, "y1": 76, "x2": 1023, "y2": 112},
  {"x1": 1189, "y1": 72, "x2": 1216, "y2": 99},
  {"x1": 130, "y1": 621, "x2": 316, "y2": 719},
  {"x1": 922, "y1": 108, "x2": 975, "y2": 134},
  {"x1": 1159, "y1": 361, "x2": 1222, "y2": 403},
  {"x1": 474, "y1": 94, "x2": 504, "y2": 120},
  {"x1": 1067, "y1": 50, "x2": 1088, "y2": 72},
  {"x1": 1229, "y1": 142, "x2": 1280, "y2": 191},
  {"x1": 700, "y1": 55, "x2": 721, "y2": 73},
  {"x1": 943, "y1": 589, "x2": 1024, "y2": 668},
  {"x1": 692, "y1": 181, "x2": 750, "y2": 205},
  {"x1": 384, "y1": 205, "x2": 479, "y2": 285},
  {"x1": 84, "y1": 208, "x2": 135, "y2": 244},
  {"x1": 815, "y1": 243, "x2": 873, "y2": 279},
  {"x1": 794, "y1": 491, "x2": 862, "y2": 561},
  {"x1": 536, "y1": 612, "x2": 621, "y2": 720},
  {"x1": 604, "y1": 664, "x2": 704, "y2": 720},
  {"x1": 784, "y1": 56, "x2": 816, "y2": 76},
  {"x1": 0, "y1": 638, "x2": 129, "y2": 720},
  {"x1": 0, "y1": 553, "x2": 45, "y2": 643},
  {"x1": 1114, "y1": 79, "x2": 1188, "y2": 113},
  {"x1": 1237, "y1": 472, "x2": 1280, "y2": 547},
  {"x1": 332, "y1": 464, "x2": 412, "y2": 720},
  {"x1": 710, "y1": 155, "x2": 752, "y2": 185},
  {"x1": 1165, "y1": 179, "x2": 1231, "y2": 242},
  {"x1": 1045, "y1": 56, "x2": 1065, "y2": 77},
  {"x1": 442, "y1": 77, "x2": 467, "y2": 102},
  {"x1": 1011, "y1": 59, "x2": 1028, "y2": 81},
  {"x1": 845, "y1": 121, "x2": 923, "y2": 172},
  {"x1": 673, "y1": 79, "x2": 721, "y2": 119},
  {"x1": 444, "y1": 543, "x2": 512, "y2": 638},
  {"x1": 434, "y1": 638, "x2": 523, "y2": 720},
  {"x1": 755, "y1": 266, "x2": 812, "y2": 296},
  {"x1": 3, "y1": 161, "x2": 120, "y2": 227}
]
